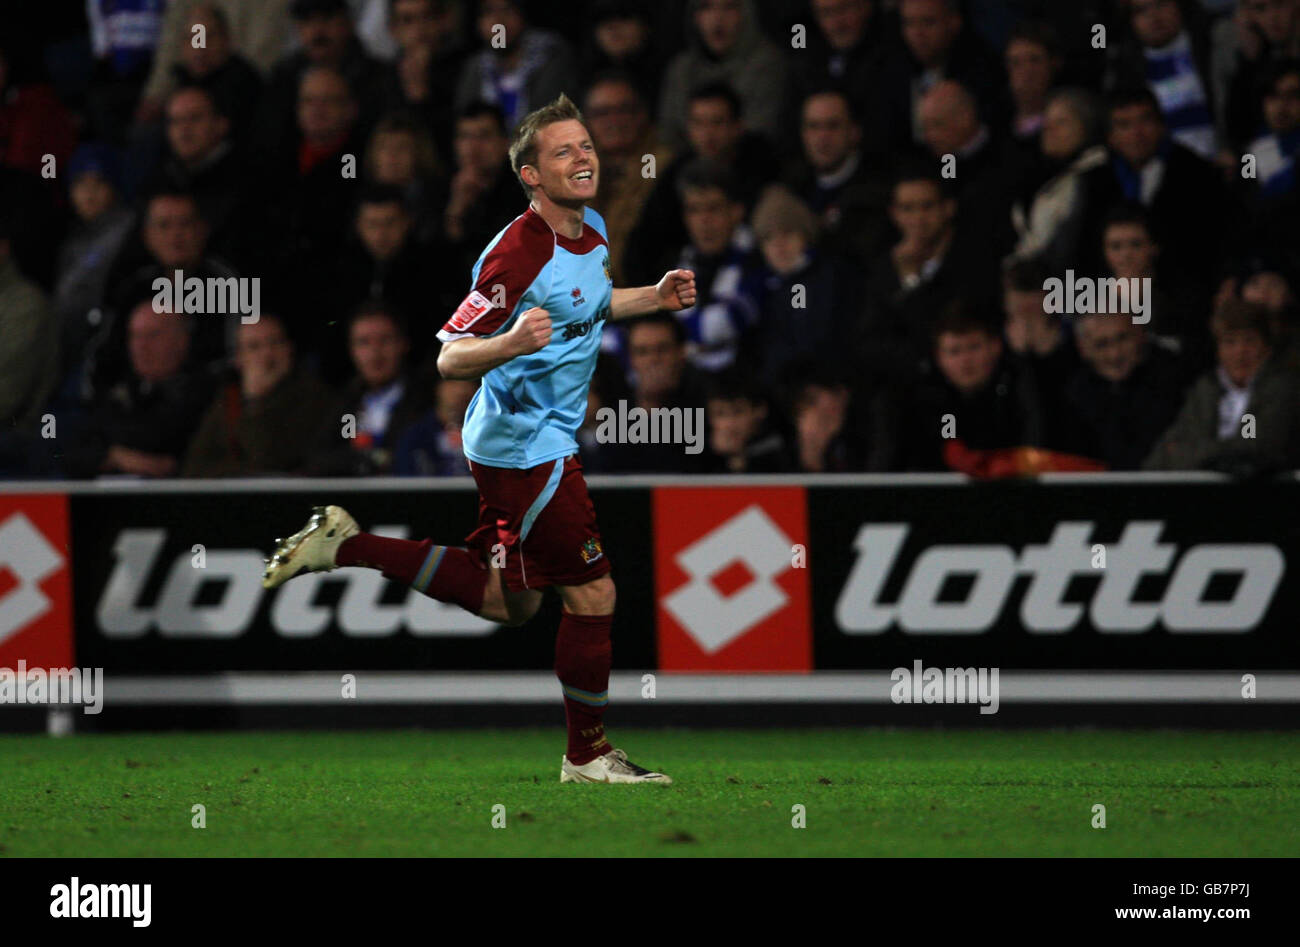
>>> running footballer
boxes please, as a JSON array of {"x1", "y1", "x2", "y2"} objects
[{"x1": 262, "y1": 94, "x2": 696, "y2": 784}]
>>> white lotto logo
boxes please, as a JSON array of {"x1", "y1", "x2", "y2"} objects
[
  {"x1": 0, "y1": 512, "x2": 63, "y2": 645},
  {"x1": 96, "y1": 527, "x2": 495, "y2": 637},
  {"x1": 836, "y1": 521, "x2": 1284, "y2": 634},
  {"x1": 663, "y1": 505, "x2": 792, "y2": 653},
  {"x1": 50, "y1": 877, "x2": 151, "y2": 927}
]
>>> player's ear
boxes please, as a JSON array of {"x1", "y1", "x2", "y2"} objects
[{"x1": 521, "y1": 164, "x2": 539, "y2": 189}]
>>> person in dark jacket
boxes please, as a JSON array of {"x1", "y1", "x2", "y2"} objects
[
  {"x1": 1063, "y1": 311, "x2": 1188, "y2": 470},
  {"x1": 898, "y1": 306, "x2": 1046, "y2": 472},
  {"x1": 1145, "y1": 298, "x2": 1300, "y2": 473},
  {"x1": 307, "y1": 303, "x2": 430, "y2": 476},
  {"x1": 183, "y1": 313, "x2": 333, "y2": 477},
  {"x1": 65, "y1": 301, "x2": 215, "y2": 478}
]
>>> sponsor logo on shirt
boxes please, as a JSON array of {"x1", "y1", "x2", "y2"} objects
[{"x1": 448, "y1": 290, "x2": 495, "y2": 332}]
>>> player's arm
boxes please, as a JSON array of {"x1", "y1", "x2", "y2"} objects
[
  {"x1": 609, "y1": 268, "x2": 697, "y2": 321},
  {"x1": 437, "y1": 307, "x2": 552, "y2": 381}
]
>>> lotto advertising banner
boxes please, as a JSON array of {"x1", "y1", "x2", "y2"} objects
[{"x1": 0, "y1": 479, "x2": 1294, "y2": 675}]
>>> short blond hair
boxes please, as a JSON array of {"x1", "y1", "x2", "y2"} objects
[{"x1": 508, "y1": 93, "x2": 586, "y2": 199}]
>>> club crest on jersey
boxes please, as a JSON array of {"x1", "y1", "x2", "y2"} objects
[
  {"x1": 570, "y1": 286, "x2": 586, "y2": 307},
  {"x1": 448, "y1": 290, "x2": 495, "y2": 331},
  {"x1": 580, "y1": 537, "x2": 604, "y2": 564},
  {"x1": 602, "y1": 253, "x2": 611, "y2": 284}
]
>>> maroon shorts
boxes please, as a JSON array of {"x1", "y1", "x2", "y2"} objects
[{"x1": 465, "y1": 454, "x2": 611, "y2": 592}]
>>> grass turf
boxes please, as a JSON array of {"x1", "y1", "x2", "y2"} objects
[{"x1": 1, "y1": 729, "x2": 1297, "y2": 857}]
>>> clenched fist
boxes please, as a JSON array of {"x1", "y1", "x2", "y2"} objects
[{"x1": 509, "y1": 307, "x2": 552, "y2": 355}]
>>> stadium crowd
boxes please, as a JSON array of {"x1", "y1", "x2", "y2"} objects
[{"x1": 2, "y1": 0, "x2": 1300, "y2": 478}]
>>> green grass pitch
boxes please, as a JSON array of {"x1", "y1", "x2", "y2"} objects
[{"x1": 2, "y1": 729, "x2": 1297, "y2": 857}]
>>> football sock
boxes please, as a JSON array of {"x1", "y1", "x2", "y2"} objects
[
  {"x1": 555, "y1": 610, "x2": 614, "y2": 765},
  {"x1": 336, "y1": 534, "x2": 487, "y2": 615}
]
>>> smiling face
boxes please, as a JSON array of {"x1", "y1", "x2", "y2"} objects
[{"x1": 523, "y1": 118, "x2": 598, "y2": 207}]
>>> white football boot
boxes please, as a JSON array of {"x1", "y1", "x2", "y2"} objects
[
  {"x1": 262, "y1": 505, "x2": 361, "y2": 589},
  {"x1": 560, "y1": 748, "x2": 673, "y2": 785}
]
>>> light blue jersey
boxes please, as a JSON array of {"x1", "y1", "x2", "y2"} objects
[{"x1": 438, "y1": 205, "x2": 613, "y2": 469}]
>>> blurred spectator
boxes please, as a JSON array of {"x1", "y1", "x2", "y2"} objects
[
  {"x1": 134, "y1": 2, "x2": 265, "y2": 138},
  {"x1": 601, "y1": 314, "x2": 706, "y2": 472},
  {"x1": 256, "y1": 0, "x2": 384, "y2": 158},
  {"x1": 1000, "y1": 257, "x2": 1078, "y2": 444},
  {"x1": 1098, "y1": 202, "x2": 1209, "y2": 369},
  {"x1": 65, "y1": 301, "x2": 216, "y2": 478},
  {"x1": 307, "y1": 302, "x2": 430, "y2": 475},
  {"x1": 584, "y1": 72, "x2": 673, "y2": 286},
  {"x1": 260, "y1": 66, "x2": 367, "y2": 300},
  {"x1": 393, "y1": 377, "x2": 477, "y2": 475},
  {"x1": 52, "y1": 146, "x2": 136, "y2": 390},
  {"x1": 1004, "y1": 20, "x2": 1063, "y2": 149},
  {"x1": 85, "y1": 0, "x2": 167, "y2": 143},
  {"x1": 917, "y1": 79, "x2": 1018, "y2": 260},
  {"x1": 363, "y1": 111, "x2": 445, "y2": 242},
  {"x1": 1010, "y1": 86, "x2": 1107, "y2": 270},
  {"x1": 438, "y1": 101, "x2": 520, "y2": 280},
  {"x1": 869, "y1": 0, "x2": 1008, "y2": 154},
  {"x1": 788, "y1": 0, "x2": 884, "y2": 128},
  {"x1": 662, "y1": 159, "x2": 764, "y2": 373},
  {"x1": 856, "y1": 166, "x2": 997, "y2": 383},
  {"x1": 94, "y1": 189, "x2": 240, "y2": 396},
  {"x1": 579, "y1": 0, "x2": 663, "y2": 110},
  {"x1": 1145, "y1": 298, "x2": 1300, "y2": 473},
  {"x1": 314, "y1": 183, "x2": 430, "y2": 381},
  {"x1": 657, "y1": 0, "x2": 789, "y2": 153},
  {"x1": 150, "y1": 85, "x2": 254, "y2": 264},
  {"x1": 1240, "y1": 266, "x2": 1300, "y2": 367},
  {"x1": 139, "y1": 0, "x2": 292, "y2": 124},
  {"x1": 783, "y1": 88, "x2": 892, "y2": 268},
  {"x1": 454, "y1": 0, "x2": 577, "y2": 132},
  {"x1": 1001, "y1": 257, "x2": 1074, "y2": 376},
  {"x1": 1105, "y1": 0, "x2": 1218, "y2": 160},
  {"x1": 1062, "y1": 311, "x2": 1187, "y2": 469},
  {"x1": 623, "y1": 82, "x2": 779, "y2": 286},
  {"x1": 576, "y1": 352, "x2": 631, "y2": 472},
  {"x1": 183, "y1": 312, "x2": 333, "y2": 476},
  {"x1": 0, "y1": 47, "x2": 77, "y2": 175},
  {"x1": 1239, "y1": 59, "x2": 1300, "y2": 270},
  {"x1": 897, "y1": 306, "x2": 1045, "y2": 471},
  {"x1": 380, "y1": 0, "x2": 469, "y2": 159},
  {"x1": 703, "y1": 368, "x2": 793, "y2": 473},
  {"x1": 0, "y1": 214, "x2": 58, "y2": 430},
  {"x1": 751, "y1": 184, "x2": 861, "y2": 386},
  {"x1": 1079, "y1": 87, "x2": 1230, "y2": 294},
  {"x1": 1215, "y1": 0, "x2": 1300, "y2": 151},
  {"x1": 787, "y1": 364, "x2": 896, "y2": 472}
]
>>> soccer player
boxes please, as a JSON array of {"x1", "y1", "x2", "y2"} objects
[{"x1": 262, "y1": 94, "x2": 695, "y2": 784}]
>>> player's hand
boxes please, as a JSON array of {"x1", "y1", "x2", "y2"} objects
[
  {"x1": 655, "y1": 269, "x2": 696, "y2": 311},
  {"x1": 509, "y1": 307, "x2": 552, "y2": 355}
]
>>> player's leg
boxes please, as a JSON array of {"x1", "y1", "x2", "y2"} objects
[
  {"x1": 261, "y1": 504, "x2": 497, "y2": 613},
  {"x1": 515, "y1": 457, "x2": 670, "y2": 784},
  {"x1": 261, "y1": 459, "x2": 552, "y2": 625}
]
